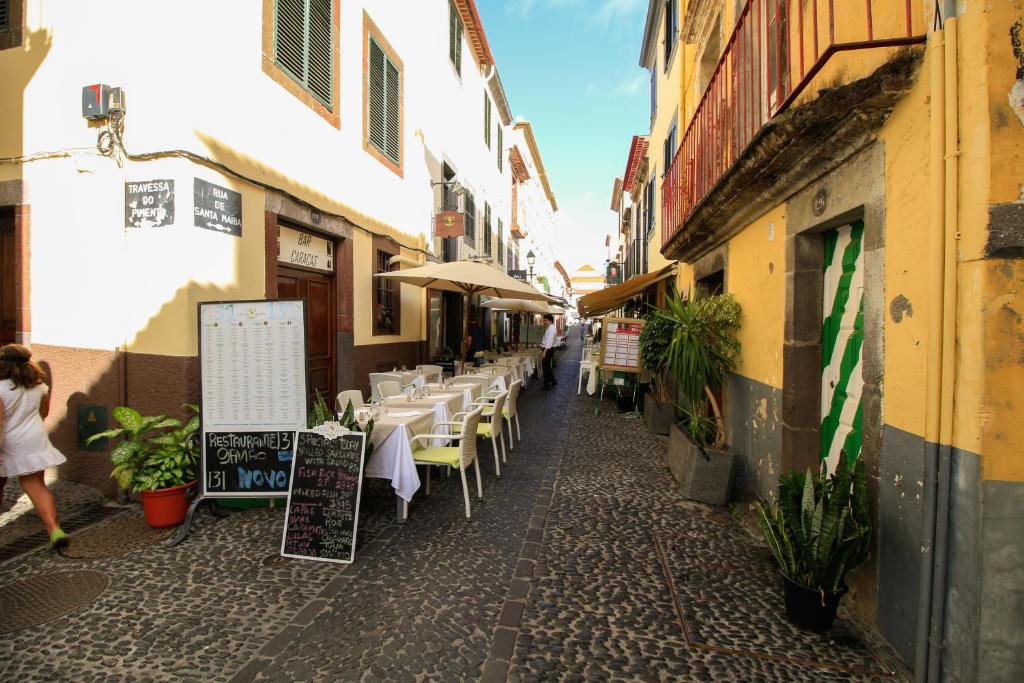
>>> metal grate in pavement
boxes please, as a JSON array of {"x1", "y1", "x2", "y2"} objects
[
  {"x1": 0, "y1": 506, "x2": 125, "y2": 565},
  {"x1": 0, "y1": 570, "x2": 109, "y2": 635}
]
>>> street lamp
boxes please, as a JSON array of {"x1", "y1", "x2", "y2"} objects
[{"x1": 526, "y1": 250, "x2": 536, "y2": 283}]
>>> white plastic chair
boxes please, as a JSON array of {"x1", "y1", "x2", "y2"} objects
[
  {"x1": 369, "y1": 372, "x2": 398, "y2": 401},
  {"x1": 410, "y1": 407, "x2": 485, "y2": 519},
  {"x1": 484, "y1": 379, "x2": 522, "y2": 449},
  {"x1": 416, "y1": 364, "x2": 443, "y2": 383},
  {"x1": 449, "y1": 390, "x2": 508, "y2": 477},
  {"x1": 578, "y1": 345, "x2": 595, "y2": 395},
  {"x1": 336, "y1": 390, "x2": 364, "y2": 413},
  {"x1": 378, "y1": 380, "x2": 403, "y2": 398}
]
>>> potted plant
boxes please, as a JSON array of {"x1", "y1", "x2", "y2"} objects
[
  {"x1": 756, "y1": 455, "x2": 871, "y2": 631},
  {"x1": 638, "y1": 311, "x2": 676, "y2": 435},
  {"x1": 86, "y1": 404, "x2": 199, "y2": 528},
  {"x1": 308, "y1": 390, "x2": 375, "y2": 461},
  {"x1": 659, "y1": 293, "x2": 741, "y2": 506}
]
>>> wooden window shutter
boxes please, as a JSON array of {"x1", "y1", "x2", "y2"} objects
[
  {"x1": 484, "y1": 203, "x2": 492, "y2": 255},
  {"x1": 367, "y1": 36, "x2": 401, "y2": 165},
  {"x1": 497, "y1": 220, "x2": 504, "y2": 265},
  {"x1": 497, "y1": 125, "x2": 503, "y2": 170},
  {"x1": 449, "y1": 2, "x2": 462, "y2": 73},
  {"x1": 384, "y1": 58, "x2": 401, "y2": 163},
  {"x1": 465, "y1": 193, "x2": 475, "y2": 242},
  {"x1": 484, "y1": 93, "x2": 491, "y2": 148},
  {"x1": 275, "y1": 0, "x2": 333, "y2": 108},
  {"x1": 0, "y1": 0, "x2": 8, "y2": 30}
]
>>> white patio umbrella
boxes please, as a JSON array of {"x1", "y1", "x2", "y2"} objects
[
  {"x1": 480, "y1": 297, "x2": 550, "y2": 314},
  {"x1": 375, "y1": 260, "x2": 549, "y2": 360}
]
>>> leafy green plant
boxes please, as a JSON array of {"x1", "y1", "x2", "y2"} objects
[
  {"x1": 307, "y1": 390, "x2": 335, "y2": 428},
  {"x1": 86, "y1": 404, "x2": 199, "y2": 492},
  {"x1": 756, "y1": 455, "x2": 871, "y2": 595},
  {"x1": 308, "y1": 389, "x2": 375, "y2": 461},
  {"x1": 638, "y1": 311, "x2": 677, "y2": 402},
  {"x1": 656, "y1": 293, "x2": 741, "y2": 447}
]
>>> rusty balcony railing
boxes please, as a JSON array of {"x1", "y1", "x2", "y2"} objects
[{"x1": 662, "y1": 0, "x2": 925, "y2": 251}]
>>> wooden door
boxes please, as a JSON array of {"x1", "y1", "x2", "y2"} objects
[
  {"x1": 0, "y1": 210, "x2": 15, "y2": 345},
  {"x1": 278, "y1": 267, "x2": 336, "y2": 412},
  {"x1": 820, "y1": 221, "x2": 865, "y2": 472}
]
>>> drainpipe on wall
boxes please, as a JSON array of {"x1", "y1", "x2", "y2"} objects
[{"x1": 916, "y1": 4, "x2": 960, "y2": 681}]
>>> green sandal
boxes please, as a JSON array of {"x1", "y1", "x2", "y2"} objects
[{"x1": 49, "y1": 528, "x2": 69, "y2": 549}]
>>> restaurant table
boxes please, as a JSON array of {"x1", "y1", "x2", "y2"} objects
[
  {"x1": 406, "y1": 391, "x2": 464, "y2": 432},
  {"x1": 454, "y1": 373, "x2": 505, "y2": 393},
  {"x1": 363, "y1": 406, "x2": 438, "y2": 511},
  {"x1": 425, "y1": 382, "x2": 481, "y2": 410}
]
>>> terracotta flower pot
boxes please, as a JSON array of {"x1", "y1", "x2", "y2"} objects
[{"x1": 140, "y1": 481, "x2": 196, "y2": 528}]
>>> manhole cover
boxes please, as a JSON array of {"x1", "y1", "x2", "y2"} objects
[
  {"x1": 58, "y1": 514, "x2": 173, "y2": 560},
  {"x1": 0, "y1": 570, "x2": 108, "y2": 635}
]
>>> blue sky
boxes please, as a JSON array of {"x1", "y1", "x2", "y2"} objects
[{"x1": 477, "y1": 0, "x2": 650, "y2": 274}]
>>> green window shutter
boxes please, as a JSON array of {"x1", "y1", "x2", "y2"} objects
[
  {"x1": 367, "y1": 37, "x2": 401, "y2": 165},
  {"x1": 497, "y1": 220, "x2": 504, "y2": 265},
  {"x1": 449, "y1": 2, "x2": 462, "y2": 73},
  {"x1": 484, "y1": 203, "x2": 492, "y2": 255},
  {"x1": 0, "y1": 0, "x2": 9, "y2": 29},
  {"x1": 484, "y1": 93, "x2": 491, "y2": 148},
  {"x1": 275, "y1": 0, "x2": 334, "y2": 108},
  {"x1": 464, "y1": 193, "x2": 475, "y2": 242},
  {"x1": 497, "y1": 125, "x2": 503, "y2": 170}
]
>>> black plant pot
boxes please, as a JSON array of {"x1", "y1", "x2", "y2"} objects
[{"x1": 781, "y1": 575, "x2": 848, "y2": 632}]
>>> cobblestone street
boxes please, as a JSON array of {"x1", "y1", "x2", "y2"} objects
[{"x1": 0, "y1": 335, "x2": 904, "y2": 681}]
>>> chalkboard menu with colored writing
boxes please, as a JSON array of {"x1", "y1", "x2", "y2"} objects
[
  {"x1": 204, "y1": 431, "x2": 295, "y2": 495},
  {"x1": 281, "y1": 429, "x2": 366, "y2": 563},
  {"x1": 198, "y1": 300, "x2": 307, "y2": 498}
]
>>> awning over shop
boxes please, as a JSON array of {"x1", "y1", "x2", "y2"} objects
[{"x1": 576, "y1": 263, "x2": 677, "y2": 318}]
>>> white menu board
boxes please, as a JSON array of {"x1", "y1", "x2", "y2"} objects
[
  {"x1": 199, "y1": 300, "x2": 307, "y2": 430},
  {"x1": 600, "y1": 317, "x2": 643, "y2": 372}
]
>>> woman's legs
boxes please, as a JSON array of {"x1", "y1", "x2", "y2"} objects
[{"x1": 18, "y1": 471, "x2": 60, "y2": 533}]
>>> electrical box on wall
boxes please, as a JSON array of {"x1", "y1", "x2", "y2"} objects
[{"x1": 82, "y1": 84, "x2": 110, "y2": 119}]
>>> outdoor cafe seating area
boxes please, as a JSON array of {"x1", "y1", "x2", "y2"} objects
[{"x1": 336, "y1": 349, "x2": 544, "y2": 521}]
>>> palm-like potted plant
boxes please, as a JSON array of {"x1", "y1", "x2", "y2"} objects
[
  {"x1": 638, "y1": 312, "x2": 676, "y2": 435},
  {"x1": 659, "y1": 292, "x2": 741, "y2": 505},
  {"x1": 86, "y1": 404, "x2": 199, "y2": 528},
  {"x1": 756, "y1": 454, "x2": 871, "y2": 631}
]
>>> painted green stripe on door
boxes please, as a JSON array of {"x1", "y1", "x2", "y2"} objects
[
  {"x1": 820, "y1": 307, "x2": 864, "y2": 459},
  {"x1": 841, "y1": 402, "x2": 863, "y2": 466},
  {"x1": 821, "y1": 221, "x2": 864, "y2": 370}
]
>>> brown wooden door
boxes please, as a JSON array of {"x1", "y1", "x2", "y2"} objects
[
  {"x1": 277, "y1": 267, "x2": 336, "y2": 411},
  {"x1": 0, "y1": 210, "x2": 15, "y2": 345}
]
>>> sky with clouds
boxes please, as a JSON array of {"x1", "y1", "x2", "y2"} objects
[{"x1": 476, "y1": 0, "x2": 650, "y2": 275}]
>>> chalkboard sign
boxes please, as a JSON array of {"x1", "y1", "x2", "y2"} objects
[
  {"x1": 198, "y1": 300, "x2": 307, "y2": 498},
  {"x1": 281, "y1": 428, "x2": 366, "y2": 564},
  {"x1": 204, "y1": 431, "x2": 295, "y2": 495}
]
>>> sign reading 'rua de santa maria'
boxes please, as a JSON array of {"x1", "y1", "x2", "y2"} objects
[
  {"x1": 125, "y1": 179, "x2": 174, "y2": 228},
  {"x1": 194, "y1": 178, "x2": 242, "y2": 236},
  {"x1": 278, "y1": 225, "x2": 334, "y2": 273}
]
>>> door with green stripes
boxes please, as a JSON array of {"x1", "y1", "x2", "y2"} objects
[{"x1": 821, "y1": 221, "x2": 864, "y2": 471}]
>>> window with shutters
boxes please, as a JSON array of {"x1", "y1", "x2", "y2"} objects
[
  {"x1": 0, "y1": 0, "x2": 25, "y2": 50},
  {"x1": 363, "y1": 15, "x2": 404, "y2": 175},
  {"x1": 483, "y1": 203, "x2": 492, "y2": 256},
  {"x1": 663, "y1": 0, "x2": 677, "y2": 68},
  {"x1": 497, "y1": 125, "x2": 503, "y2": 171},
  {"x1": 464, "y1": 192, "x2": 476, "y2": 245},
  {"x1": 449, "y1": 1, "x2": 463, "y2": 75},
  {"x1": 497, "y1": 220, "x2": 504, "y2": 266},
  {"x1": 484, "y1": 93, "x2": 492, "y2": 148},
  {"x1": 262, "y1": 0, "x2": 338, "y2": 126}
]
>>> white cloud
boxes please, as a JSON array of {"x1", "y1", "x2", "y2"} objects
[
  {"x1": 504, "y1": 0, "x2": 536, "y2": 17},
  {"x1": 585, "y1": 70, "x2": 648, "y2": 98},
  {"x1": 588, "y1": 0, "x2": 645, "y2": 29}
]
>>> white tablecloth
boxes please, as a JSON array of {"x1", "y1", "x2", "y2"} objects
[{"x1": 364, "y1": 408, "x2": 437, "y2": 502}]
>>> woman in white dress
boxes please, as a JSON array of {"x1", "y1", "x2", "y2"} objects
[{"x1": 0, "y1": 344, "x2": 68, "y2": 548}]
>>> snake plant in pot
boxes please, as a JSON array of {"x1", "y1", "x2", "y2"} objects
[
  {"x1": 756, "y1": 454, "x2": 871, "y2": 631},
  {"x1": 658, "y1": 293, "x2": 741, "y2": 505},
  {"x1": 86, "y1": 404, "x2": 200, "y2": 528}
]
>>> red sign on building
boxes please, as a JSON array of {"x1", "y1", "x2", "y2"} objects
[{"x1": 434, "y1": 211, "x2": 465, "y2": 239}]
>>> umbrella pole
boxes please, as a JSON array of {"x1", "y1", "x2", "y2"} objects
[{"x1": 461, "y1": 290, "x2": 471, "y2": 370}]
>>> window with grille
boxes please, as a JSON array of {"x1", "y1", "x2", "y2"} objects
[
  {"x1": 374, "y1": 249, "x2": 399, "y2": 334},
  {"x1": 275, "y1": 0, "x2": 334, "y2": 108},
  {"x1": 483, "y1": 203, "x2": 492, "y2": 256},
  {"x1": 484, "y1": 93, "x2": 492, "y2": 148},
  {"x1": 497, "y1": 220, "x2": 504, "y2": 266},
  {"x1": 449, "y1": 1, "x2": 462, "y2": 74},
  {"x1": 497, "y1": 125, "x2": 503, "y2": 171},
  {"x1": 464, "y1": 192, "x2": 476, "y2": 245},
  {"x1": 0, "y1": 1, "x2": 9, "y2": 30},
  {"x1": 367, "y1": 35, "x2": 402, "y2": 166}
]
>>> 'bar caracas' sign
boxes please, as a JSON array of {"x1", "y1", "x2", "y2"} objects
[
  {"x1": 194, "y1": 178, "x2": 242, "y2": 236},
  {"x1": 434, "y1": 211, "x2": 465, "y2": 239},
  {"x1": 509, "y1": 270, "x2": 528, "y2": 282},
  {"x1": 279, "y1": 225, "x2": 334, "y2": 273},
  {"x1": 125, "y1": 179, "x2": 174, "y2": 228}
]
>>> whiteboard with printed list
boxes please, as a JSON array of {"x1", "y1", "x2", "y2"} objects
[
  {"x1": 598, "y1": 317, "x2": 644, "y2": 373},
  {"x1": 198, "y1": 300, "x2": 308, "y2": 497}
]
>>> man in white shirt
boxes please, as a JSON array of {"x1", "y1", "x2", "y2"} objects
[{"x1": 540, "y1": 313, "x2": 557, "y2": 390}]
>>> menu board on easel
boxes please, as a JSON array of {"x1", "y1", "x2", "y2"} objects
[
  {"x1": 198, "y1": 299, "x2": 307, "y2": 498},
  {"x1": 599, "y1": 317, "x2": 644, "y2": 373}
]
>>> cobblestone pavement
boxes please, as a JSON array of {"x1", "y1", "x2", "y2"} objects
[{"x1": 0, "y1": 332, "x2": 905, "y2": 682}]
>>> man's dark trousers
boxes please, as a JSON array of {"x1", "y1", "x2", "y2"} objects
[{"x1": 542, "y1": 349, "x2": 556, "y2": 388}]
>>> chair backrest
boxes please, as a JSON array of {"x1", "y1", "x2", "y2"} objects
[
  {"x1": 417, "y1": 364, "x2": 442, "y2": 377},
  {"x1": 478, "y1": 366, "x2": 499, "y2": 375},
  {"x1": 369, "y1": 372, "x2": 402, "y2": 401},
  {"x1": 378, "y1": 380, "x2": 402, "y2": 398},
  {"x1": 504, "y1": 380, "x2": 522, "y2": 418},
  {"x1": 487, "y1": 391, "x2": 507, "y2": 435},
  {"x1": 336, "y1": 390, "x2": 364, "y2": 413},
  {"x1": 458, "y1": 407, "x2": 484, "y2": 468}
]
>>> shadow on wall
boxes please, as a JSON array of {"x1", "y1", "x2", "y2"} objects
[{"x1": 40, "y1": 281, "x2": 237, "y2": 496}]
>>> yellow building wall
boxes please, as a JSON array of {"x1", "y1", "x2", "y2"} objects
[
  {"x1": 725, "y1": 206, "x2": 786, "y2": 390},
  {"x1": 351, "y1": 229, "x2": 427, "y2": 348}
]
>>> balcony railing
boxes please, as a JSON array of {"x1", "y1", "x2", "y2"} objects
[{"x1": 662, "y1": 0, "x2": 925, "y2": 250}]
